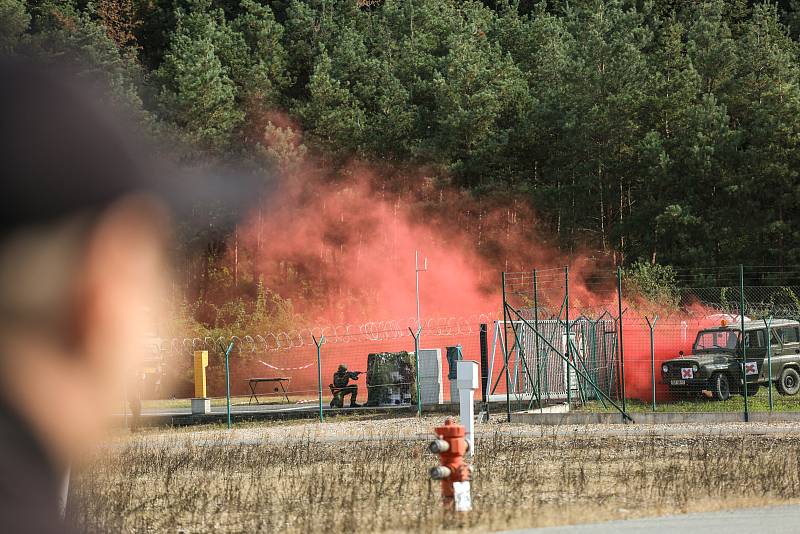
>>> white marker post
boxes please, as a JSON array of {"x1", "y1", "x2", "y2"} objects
[{"x1": 457, "y1": 360, "x2": 479, "y2": 456}]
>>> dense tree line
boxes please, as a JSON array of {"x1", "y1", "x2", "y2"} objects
[{"x1": 4, "y1": 0, "x2": 800, "y2": 274}]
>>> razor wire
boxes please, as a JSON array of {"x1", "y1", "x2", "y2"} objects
[{"x1": 161, "y1": 312, "x2": 499, "y2": 356}]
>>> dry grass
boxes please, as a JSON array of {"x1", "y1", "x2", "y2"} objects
[{"x1": 68, "y1": 422, "x2": 800, "y2": 533}]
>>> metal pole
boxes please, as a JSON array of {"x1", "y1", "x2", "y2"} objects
[
  {"x1": 415, "y1": 251, "x2": 420, "y2": 330},
  {"x1": 646, "y1": 315, "x2": 659, "y2": 412},
  {"x1": 617, "y1": 267, "x2": 627, "y2": 416},
  {"x1": 764, "y1": 317, "x2": 774, "y2": 412},
  {"x1": 501, "y1": 272, "x2": 511, "y2": 422},
  {"x1": 533, "y1": 269, "x2": 542, "y2": 412},
  {"x1": 313, "y1": 335, "x2": 325, "y2": 423},
  {"x1": 409, "y1": 327, "x2": 422, "y2": 417},
  {"x1": 224, "y1": 341, "x2": 234, "y2": 429},
  {"x1": 415, "y1": 251, "x2": 427, "y2": 346},
  {"x1": 740, "y1": 264, "x2": 749, "y2": 422},
  {"x1": 479, "y1": 323, "x2": 489, "y2": 408},
  {"x1": 565, "y1": 266, "x2": 571, "y2": 407}
]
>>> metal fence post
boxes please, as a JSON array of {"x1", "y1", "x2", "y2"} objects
[
  {"x1": 501, "y1": 272, "x2": 511, "y2": 422},
  {"x1": 479, "y1": 323, "x2": 489, "y2": 413},
  {"x1": 533, "y1": 269, "x2": 542, "y2": 412},
  {"x1": 313, "y1": 335, "x2": 326, "y2": 423},
  {"x1": 764, "y1": 316, "x2": 774, "y2": 412},
  {"x1": 565, "y1": 266, "x2": 571, "y2": 408},
  {"x1": 645, "y1": 315, "x2": 659, "y2": 412},
  {"x1": 409, "y1": 327, "x2": 422, "y2": 417},
  {"x1": 740, "y1": 264, "x2": 749, "y2": 422},
  {"x1": 617, "y1": 267, "x2": 627, "y2": 417},
  {"x1": 224, "y1": 341, "x2": 234, "y2": 429}
]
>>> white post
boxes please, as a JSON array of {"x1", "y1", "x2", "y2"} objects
[{"x1": 457, "y1": 360, "x2": 479, "y2": 456}]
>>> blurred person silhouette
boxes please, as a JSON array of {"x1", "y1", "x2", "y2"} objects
[{"x1": 0, "y1": 60, "x2": 172, "y2": 533}]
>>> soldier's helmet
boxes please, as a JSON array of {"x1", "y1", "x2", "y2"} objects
[{"x1": 338, "y1": 364, "x2": 347, "y2": 372}]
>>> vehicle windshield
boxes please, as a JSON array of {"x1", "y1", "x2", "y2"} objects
[{"x1": 693, "y1": 329, "x2": 739, "y2": 352}]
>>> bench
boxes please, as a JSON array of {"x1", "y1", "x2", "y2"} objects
[{"x1": 247, "y1": 377, "x2": 291, "y2": 404}]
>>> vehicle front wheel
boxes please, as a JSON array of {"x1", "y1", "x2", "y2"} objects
[
  {"x1": 712, "y1": 373, "x2": 731, "y2": 401},
  {"x1": 777, "y1": 368, "x2": 800, "y2": 396}
]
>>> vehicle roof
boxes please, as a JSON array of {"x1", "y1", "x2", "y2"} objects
[{"x1": 702, "y1": 319, "x2": 800, "y2": 331}]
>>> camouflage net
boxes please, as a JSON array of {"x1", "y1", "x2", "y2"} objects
[{"x1": 365, "y1": 351, "x2": 417, "y2": 406}]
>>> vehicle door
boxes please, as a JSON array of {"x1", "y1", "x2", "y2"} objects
[
  {"x1": 778, "y1": 325, "x2": 800, "y2": 373},
  {"x1": 767, "y1": 327, "x2": 784, "y2": 379},
  {"x1": 742, "y1": 329, "x2": 767, "y2": 382}
]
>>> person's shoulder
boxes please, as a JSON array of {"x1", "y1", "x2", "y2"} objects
[{"x1": 0, "y1": 405, "x2": 71, "y2": 534}]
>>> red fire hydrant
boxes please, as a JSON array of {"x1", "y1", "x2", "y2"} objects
[{"x1": 429, "y1": 418, "x2": 472, "y2": 511}]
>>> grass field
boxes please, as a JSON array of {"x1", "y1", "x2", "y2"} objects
[
  {"x1": 578, "y1": 385, "x2": 800, "y2": 413},
  {"x1": 67, "y1": 417, "x2": 800, "y2": 533}
]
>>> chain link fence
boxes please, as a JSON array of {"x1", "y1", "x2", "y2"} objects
[
  {"x1": 499, "y1": 264, "x2": 800, "y2": 420},
  {"x1": 141, "y1": 314, "x2": 499, "y2": 416},
  {"x1": 139, "y1": 265, "x2": 800, "y2": 421}
]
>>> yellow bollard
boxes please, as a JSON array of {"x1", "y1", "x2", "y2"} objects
[
  {"x1": 192, "y1": 351, "x2": 210, "y2": 414},
  {"x1": 194, "y1": 351, "x2": 208, "y2": 398}
]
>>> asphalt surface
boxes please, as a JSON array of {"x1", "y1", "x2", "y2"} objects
[
  {"x1": 135, "y1": 400, "x2": 433, "y2": 416},
  {"x1": 502, "y1": 504, "x2": 800, "y2": 533},
  {"x1": 141, "y1": 403, "x2": 318, "y2": 416}
]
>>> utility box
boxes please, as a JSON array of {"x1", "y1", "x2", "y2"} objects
[
  {"x1": 446, "y1": 346, "x2": 463, "y2": 403},
  {"x1": 456, "y1": 360, "x2": 479, "y2": 391},
  {"x1": 418, "y1": 348, "x2": 443, "y2": 405}
]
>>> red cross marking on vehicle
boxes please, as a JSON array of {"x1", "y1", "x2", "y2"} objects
[
  {"x1": 681, "y1": 368, "x2": 693, "y2": 379},
  {"x1": 745, "y1": 362, "x2": 758, "y2": 375}
]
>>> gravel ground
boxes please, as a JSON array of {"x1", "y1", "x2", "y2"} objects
[{"x1": 81, "y1": 416, "x2": 800, "y2": 533}]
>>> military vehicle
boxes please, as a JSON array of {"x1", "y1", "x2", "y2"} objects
[{"x1": 661, "y1": 319, "x2": 800, "y2": 400}]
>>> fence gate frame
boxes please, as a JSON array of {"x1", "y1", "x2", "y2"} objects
[{"x1": 498, "y1": 270, "x2": 634, "y2": 423}]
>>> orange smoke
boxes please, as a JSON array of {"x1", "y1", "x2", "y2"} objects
[{"x1": 237, "y1": 156, "x2": 571, "y2": 324}]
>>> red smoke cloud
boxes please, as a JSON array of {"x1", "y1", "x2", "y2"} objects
[
  {"x1": 221, "y1": 123, "x2": 730, "y2": 405},
  {"x1": 238, "y1": 158, "x2": 566, "y2": 324}
]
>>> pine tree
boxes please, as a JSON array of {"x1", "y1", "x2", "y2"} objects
[
  {"x1": 297, "y1": 48, "x2": 366, "y2": 154},
  {"x1": 155, "y1": 0, "x2": 242, "y2": 151},
  {"x1": 0, "y1": 0, "x2": 30, "y2": 53}
]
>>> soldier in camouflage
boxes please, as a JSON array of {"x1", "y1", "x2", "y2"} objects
[{"x1": 331, "y1": 364, "x2": 362, "y2": 408}]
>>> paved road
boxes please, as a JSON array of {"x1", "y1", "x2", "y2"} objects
[
  {"x1": 139, "y1": 403, "x2": 319, "y2": 417},
  {"x1": 501, "y1": 504, "x2": 800, "y2": 533}
]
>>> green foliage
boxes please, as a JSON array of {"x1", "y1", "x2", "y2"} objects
[
  {"x1": 11, "y1": 0, "x2": 800, "y2": 331},
  {"x1": 623, "y1": 261, "x2": 679, "y2": 309},
  {"x1": 297, "y1": 47, "x2": 366, "y2": 154},
  {"x1": 0, "y1": 0, "x2": 29, "y2": 53},
  {"x1": 154, "y1": 0, "x2": 243, "y2": 151}
]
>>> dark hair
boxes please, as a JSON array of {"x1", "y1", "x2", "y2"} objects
[{"x1": 0, "y1": 58, "x2": 147, "y2": 239}]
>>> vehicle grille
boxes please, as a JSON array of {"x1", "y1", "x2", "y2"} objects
[{"x1": 663, "y1": 361, "x2": 697, "y2": 380}]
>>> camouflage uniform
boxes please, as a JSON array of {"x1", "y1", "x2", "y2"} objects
[{"x1": 331, "y1": 365, "x2": 360, "y2": 408}]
